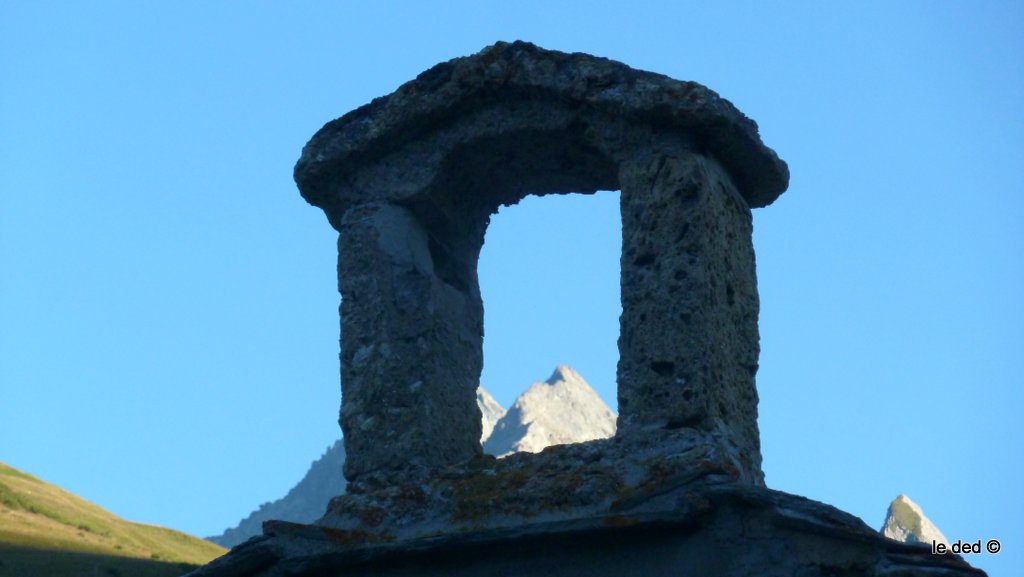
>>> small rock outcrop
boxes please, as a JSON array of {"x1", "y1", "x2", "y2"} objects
[
  {"x1": 475, "y1": 387, "x2": 505, "y2": 443},
  {"x1": 484, "y1": 365, "x2": 615, "y2": 456},
  {"x1": 881, "y1": 494, "x2": 950, "y2": 547}
]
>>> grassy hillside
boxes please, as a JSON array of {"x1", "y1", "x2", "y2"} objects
[{"x1": 0, "y1": 461, "x2": 225, "y2": 576}]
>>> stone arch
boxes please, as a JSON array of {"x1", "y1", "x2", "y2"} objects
[{"x1": 294, "y1": 41, "x2": 788, "y2": 488}]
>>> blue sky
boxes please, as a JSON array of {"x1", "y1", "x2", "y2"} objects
[{"x1": 1, "y1": 2, "x2": 1021, "y2": 574}]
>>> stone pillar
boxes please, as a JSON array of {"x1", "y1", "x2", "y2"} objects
[
  {"x1": 617, "y1": 147, "x2": 762, "y2": 481},
  {"x1": 336, "y1": 201, "x2": 484, "y2": 487}
]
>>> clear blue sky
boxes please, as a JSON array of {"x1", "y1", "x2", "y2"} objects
[{"x1": 2, "y1": 2, "x2": 1020, "y2": 574}]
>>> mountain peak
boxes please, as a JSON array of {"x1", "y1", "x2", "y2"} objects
[
  {"x1": 881, "y1": 494, "x2": 949, "y2": 547},
  {"x1": 484, "y1": 365, "x2": 616, "y2": 456}
]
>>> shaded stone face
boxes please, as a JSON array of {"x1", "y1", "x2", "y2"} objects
[
  {"x1": 617, "y1": 149, "x2": 761, "y2": 472},
  {"x1": 294, "y1": 41, "x2": 788, "y2": 489}
]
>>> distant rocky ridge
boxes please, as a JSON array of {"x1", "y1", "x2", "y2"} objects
[
  {"x1": 208, "y1": 440, "x2": 347, "y2": 548},
  {"x1": 209, "y1": 368, "x2": 615, "y2": 548},
  {"x1": 881, "y1": 494, "x2": 949, "y2": 547}
]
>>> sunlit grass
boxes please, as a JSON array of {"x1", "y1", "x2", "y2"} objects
[{"x1": 0, "y1": 462, "x2": 225, "y2": 573}]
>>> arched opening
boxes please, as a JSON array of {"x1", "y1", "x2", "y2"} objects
[{"x1": 478, "y1": 190, "x2": 621, "y2": 455}]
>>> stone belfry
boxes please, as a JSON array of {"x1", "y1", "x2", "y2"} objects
[
  {"x1": 190, "y1": 42, "x2": 983, "y2": 577},
  {"x1": 294, "y1": 40, "x2": 787, "y2": 490}
]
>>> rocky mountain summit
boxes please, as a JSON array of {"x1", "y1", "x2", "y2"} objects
[
  {"x1": 881, "y1": 494, "x2": 950, "y2": 547},
  {"x1": 210, "y1": 369, "x2": 614, "y2": 548},
  {"x1": 484, "y1": 365, "x2": 616, "y2": 456}
]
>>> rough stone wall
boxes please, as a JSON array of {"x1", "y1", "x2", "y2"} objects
[{"x1": 617, "y1": 147, "x2": 761, "y2": 480}]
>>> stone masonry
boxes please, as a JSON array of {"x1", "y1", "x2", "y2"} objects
[{"x1": 294, "y1": 40, "x2": 788, "y2": 489}]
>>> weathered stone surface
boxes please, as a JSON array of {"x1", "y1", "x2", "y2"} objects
[
  {"x1": 335, "y1": 201, "x2": 485, "y2": 487},
  {"x1": 295, "y1": 42, "x2": 788, "y2": 216},
  {"x1": 617, "y1": 147, "x2": 762, "y2": 481},
  {"x1": 295, "y1": 40, "x2": 787, "y2": 488}
]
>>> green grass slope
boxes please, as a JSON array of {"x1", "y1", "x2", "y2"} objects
[{"x1": 0, "y1": 461, "x2": 225, "y2": 576}]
